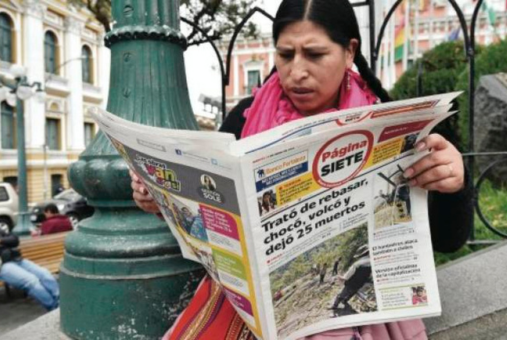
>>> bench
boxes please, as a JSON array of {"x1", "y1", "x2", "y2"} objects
[{"x1": 0, "y1": 231, "x2": 69, "y2": 297}]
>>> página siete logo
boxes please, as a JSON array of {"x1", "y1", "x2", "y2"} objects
[{"x1": 313, "y1": 131, "x2": 373, "y2": 188}]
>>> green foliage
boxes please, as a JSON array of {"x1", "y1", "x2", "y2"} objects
[
  {"x1": 455, "y1": 39, "x2": 507, "y2": 148},
  {"x1": 69, "y1": 0, "x2": 259, "y2": 46},
  {"x1": 391, "y1": 41, "x2": 469, "y2": 99},
  {"x1": 390, "y1": 41, "x2": 472, "y2": 149},
  {"x1": 180, "y1": 0, "x2": 259, "y2": 46},
  {"x1": 434, "y1": 179, "x2": 507, "y2": 266}
]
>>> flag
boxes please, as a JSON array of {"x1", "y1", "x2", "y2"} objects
[
  {"x1": 394, "y1": 21, "x2": 406, "y2": 62},
  {"x1": 448, "y1": 27, "x2": 460, "y2": 41},
  {"x1": 482, "y1": 0, "x2": 496, "y2": 26}
]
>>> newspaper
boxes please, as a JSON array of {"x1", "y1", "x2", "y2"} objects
[{"x1": 90, "y1": 92, "x2": 460, "y2": 340}]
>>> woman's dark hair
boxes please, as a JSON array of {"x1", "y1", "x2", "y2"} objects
[
  {"x1": 44, "y1": 203, "x2": 59, "y2": 214},
  {"x1": 272, "y1": 0, "x2": 391, "y2": 103}
]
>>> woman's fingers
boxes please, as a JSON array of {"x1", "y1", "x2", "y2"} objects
[
  {"x1": 404, "y1": 150, "x2": 450, "y2": 179},
  {"x1": 129, "y1": 168, "x2": 161, "y2": 213},
  {"x1": 414, "y1": 134, "x2": 449, "y2": 152},
  {"x1": 408, "y1": 164, "x2": 454, "y2": 187},
  {"x1": 131, "y1": 179, "x2": 148, "y2": 196},
  {"x1": 421, "y1": 177, "x2": 464, "y2": 193},
  {"x1": 132, "y1": 190, "x2": 160, "y2": 213},
  {"x1": 404, "y1": 134, "x2": 465, "y2": 194},
  {"x1": 129, "y1": 169, "x2": 141, "y2": 183}
]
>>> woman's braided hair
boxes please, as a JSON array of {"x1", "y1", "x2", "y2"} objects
[{"x1": 273, "y1": 0, "x2": 392, "y2": 103}]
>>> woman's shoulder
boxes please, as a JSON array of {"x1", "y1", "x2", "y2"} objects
[{"x1": 218, "y1": 96, "x2": 254, "y2": 140}]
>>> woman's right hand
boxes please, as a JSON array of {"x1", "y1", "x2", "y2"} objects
[{"x1": 130, "y1": 169, "x2": 160, "y2": 214}]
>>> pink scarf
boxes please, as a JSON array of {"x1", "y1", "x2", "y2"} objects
[{"x1": 241, "y1": 70, "x2": 377, "y2": 138}]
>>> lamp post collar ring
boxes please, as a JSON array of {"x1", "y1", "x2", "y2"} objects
[{"x1": 105, "y1": 25, "x2": 187, "y2": 49}]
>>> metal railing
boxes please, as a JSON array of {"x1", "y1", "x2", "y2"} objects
[{"x1": 182, "y1": 0, "x2": 507, "y2": 244}]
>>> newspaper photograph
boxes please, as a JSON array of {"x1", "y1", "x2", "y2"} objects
[{"x1": 90, "y1": 92, "x2": 460, "y2": 340}]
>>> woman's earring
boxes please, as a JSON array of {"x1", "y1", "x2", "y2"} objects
[{"x1": 346, "y1": 70, "x2": 351, "y2": 91}]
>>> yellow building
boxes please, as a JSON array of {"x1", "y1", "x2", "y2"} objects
[{"x1": 0, "y1": 0, "x2": 109, "y2": 204}]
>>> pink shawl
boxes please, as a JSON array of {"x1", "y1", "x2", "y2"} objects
[{"x1": 241, "y1": 70, "x2": 377, "y2": 138}]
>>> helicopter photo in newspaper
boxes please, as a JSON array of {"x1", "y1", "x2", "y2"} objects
[
  {"x1": 269, "y1": 224, "x2": 377, "y2": 338},
  {"x1": 374, "y1": 164, "x2": 413, "y2": 229}
]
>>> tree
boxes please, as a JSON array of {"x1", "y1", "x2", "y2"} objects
[
  {"x1": 455, "y1": 39, "x2": 507, "y2": 148},
  {"x1": 70, "y1": 0, "x2": 259, "y2": 47},
  {"x1": 390, "y1": 41, "x2": 482, "y2": 150}
]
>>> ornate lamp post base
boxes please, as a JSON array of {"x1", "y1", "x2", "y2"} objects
[
  {"x1": 60, "y1": 208, "x2": 203, "y2": 339},
  {"x1": 60, "y1": 1, "x2": 204, "y2": 338}
]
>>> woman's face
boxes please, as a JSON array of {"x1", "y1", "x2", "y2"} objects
[{"x1": 275, "y1": 21, "x2": 357, "y2": 116}]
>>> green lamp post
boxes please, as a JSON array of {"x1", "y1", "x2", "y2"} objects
[
  {"x1": 60, "y1": 1, "x2": 203, "y2": 339},
  {"x1": 1, "y1": 69, "x2": 45, "y2": 237}
]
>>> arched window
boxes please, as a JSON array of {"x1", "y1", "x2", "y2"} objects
[
  {"x1": 44, "y1": 31, "x2": 58, "y2": 74},
  {"x1": 81, "y1": 45, "x2": 93, "y2": 84},
  {"x1": 0, "y1": 13, "x2": 13, "y2": 63},
  {"x1": 1, "y1": 102, "x2": 16, "y2": 149}
]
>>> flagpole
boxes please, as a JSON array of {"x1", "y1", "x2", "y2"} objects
[
  {"x1": 382, "y1": 0, "x2": 390, "y2": 85},
  {"x1": 444, "y1": 0, "x2": 450, "y2": 37},
  {"x1": 429, "y1": 0, "x2": 434, "y2": 48},
  {"x1": 414, "y1": 0, "x2": 419, "y2": 61},
  {"x1": 390, "y1": 0, "x2": 396, "y2": 89},
  {"x1": 403, "y1": 0, "x2": 410, "y2": 71}
]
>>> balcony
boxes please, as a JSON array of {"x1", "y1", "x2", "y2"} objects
[{"x1": 82, "y1": 82, "x2": 103, "y2": 103}]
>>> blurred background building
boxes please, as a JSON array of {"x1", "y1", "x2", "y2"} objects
[
  {"x1": 2, "y1": 0, "x2": 506, "y2": 204},
  {"x1": 218, "y1": 0, "x2": 507, "y2": 110},
  {"x1": 378, "y1": 0, "x2": 507, "y2": 88},
  {"x1": 0, "y1": 0, "x2": 109, "y2": 203}
]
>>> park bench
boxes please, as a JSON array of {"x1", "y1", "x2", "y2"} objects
[{"x1": 1, "y1": 231, "x2": 69, "y2": 297}]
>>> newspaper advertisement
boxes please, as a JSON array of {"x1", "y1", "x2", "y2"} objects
[{"x1": 91, "y1": 92, "x2": 460, "y2": 340}]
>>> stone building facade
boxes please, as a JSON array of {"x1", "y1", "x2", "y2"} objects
[{"x1": 0, "y1": 0, "x2": 109, "y2": 203}]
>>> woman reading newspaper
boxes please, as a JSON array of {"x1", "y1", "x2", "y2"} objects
[{"x1": 131, "y1": 0, "x2": 473, "y2": 338}]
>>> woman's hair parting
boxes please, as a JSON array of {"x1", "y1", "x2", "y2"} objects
[{"x1": 272, "y1": 0, "x2": 391, "y2": 103}]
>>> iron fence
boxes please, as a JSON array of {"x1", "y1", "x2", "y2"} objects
[{"x1": 182, "y1": 0, "x2": 507, "y2": 244}]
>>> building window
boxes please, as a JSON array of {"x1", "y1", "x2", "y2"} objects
[
  {"x1": 0, "y1": 13, "x2": 13, "y2": 63},
  {"x1": 44, "y1": 31, "x2": 59, "y2": 74},
  {"x1": 1, "y1": 102, "x2": 16, "y2": 149},
  {"x1": 84, "y1": 122, "x2": 95, "y2": 146},
  {"x1": 0, "y1": 186, "x2": 9, "y2": 202},
  {"x1": 51, "y1": 174, "x2": 64, "y2": 196},
  {"x1": 3, "y1": 176, "x2": 17, "y2": 191},
  {"x1": 81, "y1": 45, "x2": 93, "y2": 84},
  {"x1": 45, "y1": 118, "x2": 60, "y2": 150},
  {"x1": 246, "y1": 70, "x2": 261, "y2": 95}
]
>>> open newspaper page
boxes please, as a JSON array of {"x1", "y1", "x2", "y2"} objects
[
  {"x1": 91, "y1": 108, "x2": 269, "y2": 337},
  {"x1": 232, "y1": 98, "x2": 457, "y2": 339},
  {"x1": 91, "y1": 92, "x2": 458, "y2": 339}
]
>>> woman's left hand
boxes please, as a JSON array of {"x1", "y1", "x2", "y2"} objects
[{"x1": 403, "y1": 134, "x2": 464, "y2": 193}]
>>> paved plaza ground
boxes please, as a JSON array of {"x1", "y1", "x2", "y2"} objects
[{"x1": 0, "y1": 286, "x2": 48, "y2": 336}]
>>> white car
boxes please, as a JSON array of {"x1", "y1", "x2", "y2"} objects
[{"x1": 0, "y1": 182, "x2": 18, "y2": 233}]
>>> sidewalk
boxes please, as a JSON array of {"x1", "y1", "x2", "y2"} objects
[{"x1": 0, "y1": 286, "x2": 48, "y2": 336}]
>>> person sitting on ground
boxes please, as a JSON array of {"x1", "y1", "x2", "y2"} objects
[
  {"x1": 33, "y1": 203, "x2": 73, "y2": 236},
  {"x1": 0, "y1": 228, "x2": 59, "y2": 310}
]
